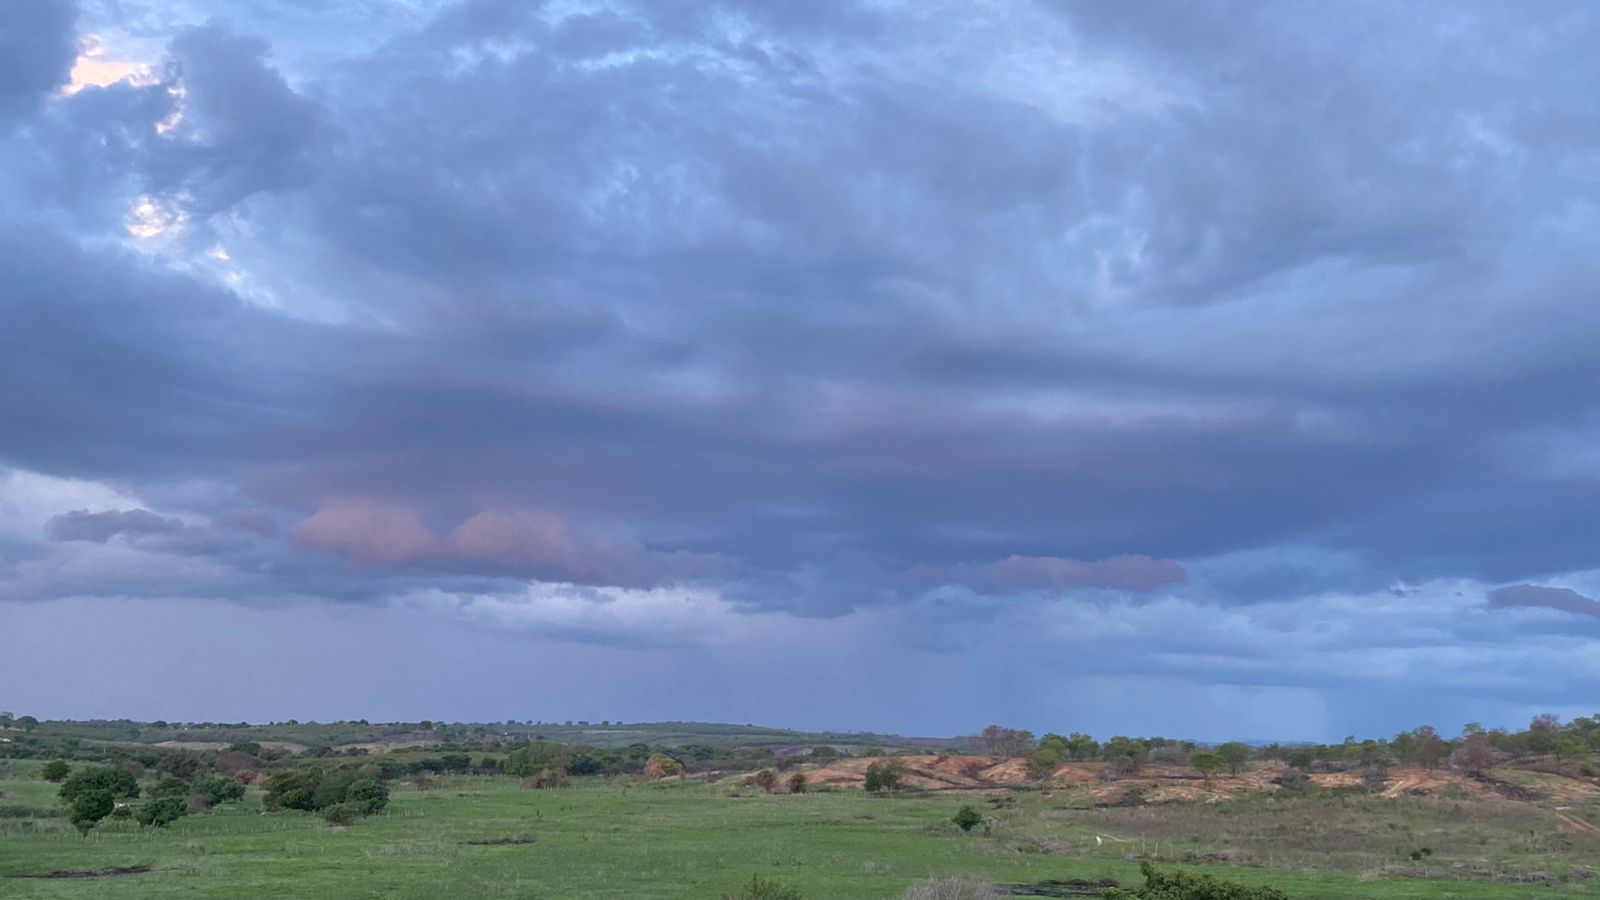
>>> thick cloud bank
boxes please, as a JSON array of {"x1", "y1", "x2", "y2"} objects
[{"x1": 3, "y1": 0, "x2": 1600, "y2": 736}]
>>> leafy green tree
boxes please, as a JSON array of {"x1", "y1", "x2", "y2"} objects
[
  {"x1": 193, "y1": 774, "x2": 246, "y2": 805},
  {"x1": 1026, "y1": 745, "x2": 1063, "y2": 780},
  {"x1": 16, "y1": 715, "x2": 39, "y2": 733},
  {"x1": 60, "y1": 766, "x2": 139, "y2": 804},
  {"x1": 68, "y1": 790, "x2": 114, "y2": 836},
  {"x1": 952, "y1": 804, "x2": 983, "y2": 833},
  {"x1": 1190, "y1": 751, "x2": 1223, "y2": 781},
  {"x1": 864, "y1": 761, "x2": 902, "y2": 793},
  {"x1": 1216, "y1": 742, "x2": 1253, "y2": 775},
  {"x1": 1285, "y1": 747, "x2": 1315, "y2": 770},
  {"x1": 42, "y1": 760, "x2": 71, "y2": 782},
  {"x1": 149, "y1": 774, "x2": 192, "y2": 799},
  {"x1": 135, "y1": 795, "x2": 188, "y2": 828}
]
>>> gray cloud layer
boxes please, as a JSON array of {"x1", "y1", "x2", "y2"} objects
[{"x1": 3, "y1": 0, "x2": 1600, "y2": 734}]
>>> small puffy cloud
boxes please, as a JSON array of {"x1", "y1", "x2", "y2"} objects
[
  {"x1": 46, "y1": 507, "x2": 185, "y2": 543},
  {"x1": 290, "y1": 502, "x2": 439, "y2": 565},
  {"x1": 910, "y1": 553, "x2": 1187, "y2": 595},
  {"x1": 1487, "y1": 584, "x2": 1600, "y2": 619}
]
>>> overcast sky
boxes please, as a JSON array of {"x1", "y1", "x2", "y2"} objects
[{"x1": 3, "y1": 0, "x2": 1600, "y2": 741}]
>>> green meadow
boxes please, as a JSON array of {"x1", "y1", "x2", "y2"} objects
[{"x1": 3, "y1": 760, "x2": 1597, "y2": 898}]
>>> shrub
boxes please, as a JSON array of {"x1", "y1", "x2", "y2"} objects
[
  {"x1": 193, "y1": 773, "x2": 246, "y2": 806},
  {"x1": 68, "y1": 790, "x2": 114, "y2": 835},
  {"x1": 59, "y1": 766, "x2": 139, "y2": 804},
  {"x1": 1025, "y1": 747, "x2": 1063, "y2": 781},
  {"x1": 525, "y1": 768, "x2": 567, "y2": 789},
  {"x1": 1105, "y1": 862, "x2": 1288, "y2": 900},
  {"x1": 643, "y1": 754, "x2": 685, "y2": 779},
  {"x1": 899, "y1": 877, "x2": 1006, "y2": 900},
  {"x1": 41, "y1": 760, "x2": 70, "y2": 782},
  {"x1": 751, "y1": 769, "x2": 780, "y2": 793},
  {"x1": 787, "y1": 772, "x2": 807, "y2": 794},
  {"x1": 321, "y1": 801, "x2": 368, "y2": 826},
  {"x1": 952, "y1": 805, "x2": 983, "y2": 833},
  {"x1": 1190, "y1": 752, "x2": 1222, "y2": 780},
  {"x1": 721, "y1": 873, "x2": 803, "y2": 900},
  {"x1": 865, "y1": 762, "x2": 902, "y2": 794},
  {"x1": 135, "y1": 795, "x2": 188, "y2": 828}
]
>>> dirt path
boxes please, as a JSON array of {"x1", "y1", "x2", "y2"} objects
[{"x1": 1555, "y1": 812, "x2": 1600, "y2": 837}]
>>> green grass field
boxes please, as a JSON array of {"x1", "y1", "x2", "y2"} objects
[{"x1": 2, "y1": 761, "x2": 1597, "y2": 898}]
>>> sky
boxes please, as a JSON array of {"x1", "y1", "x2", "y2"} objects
[{"x1": 2, "y1": 0, "x2": 1600, "y2": 742}]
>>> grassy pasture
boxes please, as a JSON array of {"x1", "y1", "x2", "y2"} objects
[{"x1": 1, "y1": 764, "x2": 1597, "y2": 898}]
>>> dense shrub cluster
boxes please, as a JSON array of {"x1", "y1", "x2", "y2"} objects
[
  {"x1": 1106, "y1": 862, "x2": 1288, "y2": 900},
  {"x1": 263, "y1": 767, "x2": 390, "y2": 823}
]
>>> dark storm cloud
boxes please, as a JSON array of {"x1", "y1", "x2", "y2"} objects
[
  {"x1": 3, "y1": 0, "x2": 1600, "y2": 733},
  {"x1": 1488, "y1": 584, "x2": 1600, "y2": 620},
  {"x1": 46, "y1": 508, "x2": 184, "y2": 542},
  {"x1": 0, "y1": 0, "x2": 76, "y2": 120}
]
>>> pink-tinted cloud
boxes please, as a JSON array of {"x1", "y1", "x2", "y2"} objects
[
  {"x1": 910, "y1": 553, "x2": 1187, "y2": 594},
  {"x1": 446, "y1": 510, "x2": 656, "y2": 586},
  {"x1": 291, "y1": 502, "x2": 441, "y2": 565},
  {"x1": 291, "y1": 503, "x2": 667, "y2": 586}
]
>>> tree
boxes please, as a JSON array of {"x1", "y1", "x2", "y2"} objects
[
  {"x1": 42, "y1": 760, "x2": 71, "y2": 782},
  {"x1": 1216, "y1": 742, "x2": 1253, "y2": 775},
  {"x1": 787, "y1": 772, "x2": 807, "y2": 794},
  {"x1": 1285, "y1": 747, "x2": 1315, "y2": 770},
  {"x1": 16, "y1": 715, "x2": 39, "y2": 733},
  {"x1": 864, "y1": 761, "x2": 902, "y2": 794},
  {"x1": 194, "y1": 774, "x2": 246, "y2": 806},
  {"x1": 952, "y1": 805, "x2": 983, "y2": 833},
  {"x1": 1190, "y1": 751, "x2": 1222, "y2": 781},
  {"x1": 751, "y1": 769, "x2": 780, "y2": 793},
  {"x1": 135, "y1": 795, "x2": 188, "y2": 828},
  {"x1": 69, "y1": 790, "x2": 115, "y2": 836},
  {"x1": 1555, "y1": 735, "x2": 1589, "y2": 765},
  {"x1": 60, "y1": 766, "x2": 139, "y2": 804},
  {"x1": 981, "y1": 725, "x2": 1029, "y2": 757},
  {"x1": 1458, "y1": 731, "x2": 1494, "y2": 776},
  {"x1": 1414, "y1": 728, "x2": 1449, "y2": 770},
  {"x1": 1025, "y1": 746, "x2": 1063, "y2": 781}
]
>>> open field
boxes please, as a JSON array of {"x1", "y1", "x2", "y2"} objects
[{"x1": 4, "y1": 760, "x2": 1599, "y2": 898}]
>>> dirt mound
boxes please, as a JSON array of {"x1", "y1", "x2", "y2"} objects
[{"x1": 1379, "y1": 768, "x2": 1493, "y2": 799}]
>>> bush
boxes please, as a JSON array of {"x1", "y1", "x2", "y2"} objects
[
  {"x1": 787, "y1": 772, "x2": 807, "y2": 794},
  {"x1": 262, "y1": 768, "x2": 387, "y2": 820},
  {"x1": 899, "y1": 877, "x2": 1006, "y2": 900},
  {"x1": 321, "y1": 801, "x2": 368, "y2": 826},
  {"x1": 721, "y1": 873, "x2": 803, "y2": 900},
  {"x1": 643, "y1": 754, "x2": 685, "y2": 779},
  {"x1": 865, "y1": 762, "x2": 902, "y2": 794},
  {"x1": 68, "y1": 790, "x2": 114, "y2": 835},
  {"x1": 193, "y1": 773, "x2": 246, "y2": 806},
  {"x1": 952, "y1": 805, "x2": 983, "y2": 833},
  {"x1": 750, "y1": 769, "x2": 780, "y2": 793},
  {"x1": 524, "y1": 768, "x2": 567, "y2": 789},
  {"x1": 135, "y1": 795, "x2": 188, "y2": 828},
  {"x1": 59, "y1": 766, "x2": 139, "y2": 804},
  {"x1": 42, "y1": 760, "x2": 70, "y2": 782},
  {"x1": 1105, "y1": 862, "x2": 1288, "y2": 900}
]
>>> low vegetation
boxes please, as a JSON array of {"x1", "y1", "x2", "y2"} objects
[{"x1": 1, "y1": 712, "x2": 1598, "y2": 896}]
